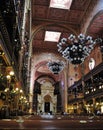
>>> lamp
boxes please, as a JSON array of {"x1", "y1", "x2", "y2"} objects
[
  {"x1": 57, "y1": 34, "x2": 102, "y2": 64},
  {"x1": 47, "y1": 60, "x2": 65, "y2": 74}
]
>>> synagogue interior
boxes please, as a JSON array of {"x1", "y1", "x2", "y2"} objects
[{"x1": 0, "y1": 0, "x2": 103, "y2": 118}]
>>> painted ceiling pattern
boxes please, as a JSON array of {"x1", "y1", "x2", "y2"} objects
[{"x1": 31, "y1": 0, "x2": 103, "y2": 83}]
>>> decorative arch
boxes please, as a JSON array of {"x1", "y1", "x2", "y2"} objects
[
  {"x1": 36, "y1": 74, "x2": 56, "y2": 85},
  {"x1": 86, "y1": 10, "x2": 103, "y2": 37},
  {"x1": 30, "y1": 23, "x2": 78, "y2": 43}
]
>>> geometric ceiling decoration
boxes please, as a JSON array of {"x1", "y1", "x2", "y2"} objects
[
  {"x1": 44, "y1": 31, "x2": 61, "y2": 42},
  {"x1": 50, "y1": 0, "x2": 73, "y2": 10},
  {"x1": 30, "y1": 0, "x2": 103, "y2": 88},
  {"x1": 32, "y1": 0, "x2": 101, "y2": 55}
]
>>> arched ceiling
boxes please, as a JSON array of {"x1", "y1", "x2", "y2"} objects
[
  {"x1": 31, "y1": 0, "x2": 103, "y2": 83},
  {"x1": 87, "y1": 12, "x2": 103, "y2": 38},
  {"x1": 32, "y1": 54, "x2": 66, "y2": 82},
  {"x1": 36, "y1": 75, "x2": 56, "y2": 85}
]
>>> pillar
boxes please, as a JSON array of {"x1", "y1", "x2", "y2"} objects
[
  {"x1": 29, "y1": 93, "x2": 33, "y2": 114},
  {"x1": 63, "y1": 61, "x2": 69, "y2": 113},
  {"x1": 93, "y1": 98, "x2": 96, "y2": 114}
]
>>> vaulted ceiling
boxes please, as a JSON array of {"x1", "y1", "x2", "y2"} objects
[{"x1": 31, "y1": 0, "x2": 103, "y2": 83}]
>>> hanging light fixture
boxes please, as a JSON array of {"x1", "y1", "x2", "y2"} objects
[
  {"x1": 57, "y1": 34, "x2": 102, "y2": 64},
  {"x1": 47, "y1": 60, "x2": 65, "y2": 74}
]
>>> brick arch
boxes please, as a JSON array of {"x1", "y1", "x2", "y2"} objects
[
  {"x1": 36, "y1": 75, "x2": 56, "y2": 85},
  {"x1": 86, "y1": 10, "x2": 103, "y2": 37},
  {"x1": 30, "y1": 23, "x2": 78, "y2": 43}
]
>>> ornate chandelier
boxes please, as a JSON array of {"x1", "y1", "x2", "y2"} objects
[
  {"x1": 47, "y1": 60, "x2": 65, "y2": 74},
  {"x1": 57, "y1": 34, "x2": 102, "y2": 64}
]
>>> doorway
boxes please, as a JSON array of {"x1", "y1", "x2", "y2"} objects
[{"x1": 45, "y1": 102, "x2": 50, "y2": 112}]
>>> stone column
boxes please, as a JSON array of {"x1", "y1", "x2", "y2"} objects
[
  {"x1": 64, "y1": 61, "x2": 69, "y2": 113},
  {"x1": 29, "y1": 93, "x2": 33, "y2": 114}
]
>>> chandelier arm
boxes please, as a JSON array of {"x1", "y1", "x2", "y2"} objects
[{"x1": 57, "y1": 34, "x2": 102, "y2": 65}]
